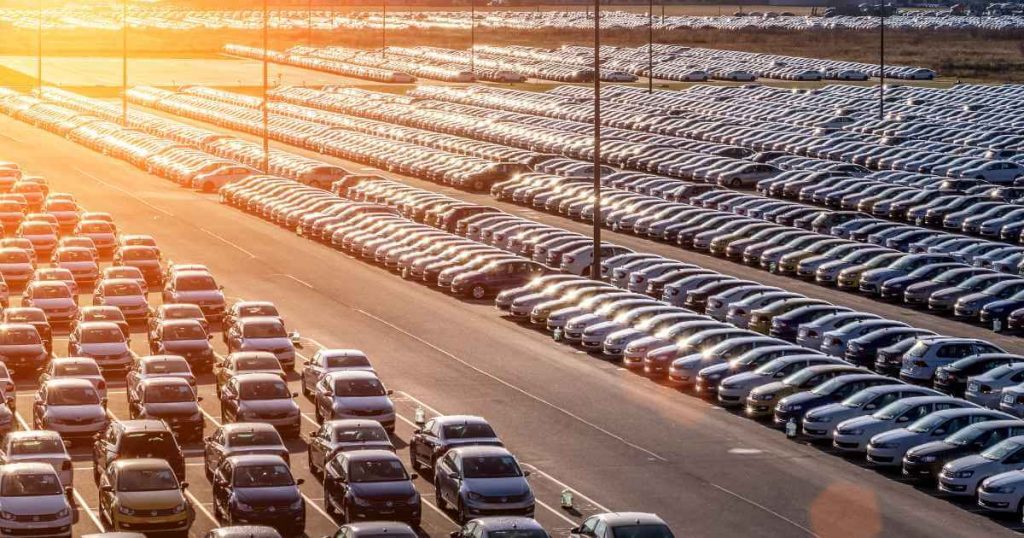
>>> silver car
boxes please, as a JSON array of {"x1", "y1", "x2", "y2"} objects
[
  {"x1": 801, "y1": 385, "x2": 940, "y2": 441},
  {"x1": 225, "y1": 317, "x2": 297, "y2": 369},
  {"x1": 0, "y1": 463, "x2": 73, "y2": 537},
  {"x1": 832, "y1": 395, "x2": 971, "y2": 454},
  {"x1": 865, "y1": 408, "x2": 1011, "y2": 467},
  {"x1": 314, "y1": 371, "x2": 396, "y2": 433},
  {"x1": 0, "y1": 431, "x2": 72, "y2": 487},
  {"x1": 306, "y1": 419, "x2": 394, "y2": 476},
  {"x1": 299, "y1": 348, "x2": 374, "y2": 397},
  {"x1": 31, "y1": 378, "x2": 107, "y2": 444},
  {"x1": 202, "y1": 422, "x2": 289, "y2": 481},
  {"x1": 965, "y1": 363, "x2": 1024, "y2": 409},
  {"x1": 717, "y1": 355, "x2": 845, "y2": 407},
  {"x1": 795, "y1": 312, "x2": 879, "y2": 350},
  {"x1": 977, "y1": 469, "x2": 1024, "y2": 513},
  {"x1": 219, "y1": 373, "x2": 301, "y2": 438},
  {"x1": 939, "y1": 435, "x2": 1024, "y2": 497}
]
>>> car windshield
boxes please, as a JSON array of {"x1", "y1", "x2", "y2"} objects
[
  {"x1": 1, "y1": 473, "x2": 62, "y2": 497},
  {"x1": 227, "y1": 430, "x2": 283, "y2": 447},
  {"x1": 442, "y1": 423, "x2": 496, "y2": 439},
  {"x1": 165, "y1": 307, "x2": 203, "y2": 319},
  {"x1": 165, "y1": 324, "x2": 206, "y2": 340},
  {"x1": 10, "y1": 438, "x2": 64, "y2": 455},
  {"x1": 54, "y1": 363, "x2": 99, "y2": 376},
  {"x1": 334, "y1": 426, "x2": 388, "y2": 443},
  {"x1": 841, "y1": 389, "x2": 883, "y2": 408},
  {"x1": 239, "y1": 380, "x2": 290, "y2": 400},
  {"x1": 907, "y1": 414, "x2": 948, "y2": 433},
  {"x1": 982, "y1": 440, "x2": 1023, "y2": 461},
  {"x1": 32, "y1": 285, "x2": 70, "y2": 299},
  {"x1": 944, "y1": 425, "x2": 986, "y2": 446},
  {"x1": 490, "y1": 531, "x2": 549, "y2": 538},
  {"x1": 242, "y1": 322, "x2": 287, "y2": 338},
  {"x1": 5, "y1": 311, "x2": 43, "y2": 323},
  {"x1": 612, "y1": 525, "x2": 675, "y2": 538},
  {"x1": 233, "y1": 464, "x2": 294, "y2": 487},
  {"x1": 47, "y1": 386, "x2": 99, "y2": 405},
  {"x1": 236, "y1": 357, "x2": 281, "y2": 371},
  {"x1": 325, "y1": 355, "x2": 371, "y2": 369},
  {"x1": 120, "y1": 433, "x2": 176, "y2": 458},
  {"x1": 334, "y1": 378, "x2": 386, "y2": 397},
  {"x1": 462, "y1": 455, "x2": 521, "y2": 478},
  {"x1": 145, "y1": 384, "x2": 194, "y2": 403},
  {"x1": 810, "y1": 377, "x2": 849, "y2": 396},
  {"x1": 176, "y1": 275, "x2": 217, "y2": 291},
  {"x1": 144, "y1": 361, "x2": 189, "y2": 374},
  {"x1": 349, "y1": 459, "x2": 407, "y2": 482},
  {"x1": 121, "y1": 249, "x2": 156, "y2": 260},
  {"x1": 0, "y1": 251, "x2": 28, "y2": 263},
  {"x1": 117, "y1": 468, "x2": 178, "y2": 492},
  {"x1": 58, "y1": 250, "x2": 91, "y2": 262},
  {"x1": 81, "y1": 328, "x2": 124, "y2": 344},
  {"x1": 104, "y1": 282, "x2": 142, "y2": 296},
  {"x1": 0, "y1": 329, "x2": 39, "y2": 345}
]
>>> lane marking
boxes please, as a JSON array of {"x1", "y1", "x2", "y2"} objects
[
  {"x1": 184, "y1": 489, "x2": 219, "y2": 525},
  {"x1": 354, "y1": 308, "x2": 668, "y2": 462},
  {"x1": 275, "y1": 273, "x2": 315, "y2": 289},
  {"x1": 709, "y1": 483, "x2": 819, "y2": 537},
  {"x1": 198, "y1": 227, "x2": 257, "y2": 258},
  {"x1": 535, "y1": 498, "x2": 580, "y2": 526},
  {"x1": 72, "y1": 167, "x2": 176, "y2": 217},
  {"x1": 519, "y1": 463, "x2": 611, "y2": 514}
]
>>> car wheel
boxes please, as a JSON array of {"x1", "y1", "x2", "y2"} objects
[
  {"x1": 470, "y1": 284, "x2": 488, "y2": 300},
  {"x1": 315, "y1": 405, "x2": 324, "y2": 423},
  {"x1": 731, "y1": 178, "x2": 742, "y2": 187},
  {"x1": 457, "y1": 499, "x2": 469, "y2": 524},
  {"x1": 204, "y1": 461, "x2": 213, "y2": 482},
  {"x1": 434, "y1": 482, "x2": 445, "y2": 509}
]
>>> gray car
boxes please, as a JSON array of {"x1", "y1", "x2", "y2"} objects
[
  {"x1": 306, "y1": 419, "x2": 394, "y2": 477},
  {"x1": 434, "y1": 446, "x2": 534, "y2": 524},
  {"x1": 314, "y1": 371, "x2": 396, "y2": 433},
  {"x1": 866, "y1": 408, "x2": 1011, "y2": 467},
  {"x1": 453, "y1": 517, "x2": 549, "y2": 538},
  {"x1": 219, "y1": 373, "x2": 301, "y2": 438},
  {"x1": 939, "y1": 435, "x2": 1024, "y2": 497},
  {"x1": 570, "y1": 512, "x2": 673, "y2": 538},
  {"x1": 795, "y1": 312, "x2": 880, "y2": 350},
  {"x1": 965, "y1": 363, "x2": 1024, "y2": 408},
  {"x1": 0, "y1": 431, "x2": 72, "y2": 487},
  {"x1": 801, "y1": 385, "x2": 940, "y2": 441},
  {"x1": 225, "y1": 317, "x2": 297, "y2": 369},
  {"x1": 203, "y1": 422, "x2": 289, "y2": 481},
  {"x1": 299, "y1": 348, "x2": 374, "y2": 398},
  {"x1": 128, "y1": 377, "x2": 203, "y2": 442},
  {"x1": 832, "y1": 395, "x2": 973, "y2": 454},
  {"x1": 0, "y1": 463, "x2": 73, "y2": 538},
  {"x1": 31, "y1": 378, "x2": 107, "y2": 444},
  {"x1": 330, "y1": 522, "x2": 416, "y2": 538},
  {"x1": 717, "y1": 355, "x2": 846, "y2": 407}
]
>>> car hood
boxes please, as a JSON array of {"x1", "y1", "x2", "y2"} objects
[
  {"x1": 871, "y1": 429, "x2": 923, "y2": 445},
  {"x1": 239, "y1": 399, "x2": 299, "y2": 414},
  {"x1": 721, "y1": 372, "x2": 770, "y2": 388},
  {"x1": 45, "y1": 404, "x2": 105, "y2": 421},
  {"x1": 239, "y1": 337, "x2": 292, "y2": 350},
  {"x1": 102, "y1": 296, "x2": 147, "y2": 307},
  {"x1": 80, "y1": 342, "x2": 130, "y2": 355},
  {"x1": 174, "y1": 290, "x2": 224, "y2": 303},
  {"x1": 462, "y1": 476, "x2": 531, "y2": 497},
  {"x1": 779, "y1": 391, "x2": 829, "y2": 409},
  {"x1": 162, "y1": 340, "x2": 212, "y2": 352},
  {"x1": 0, "y1": 494, "x2": 67, "y2": 516},
  {"x1": 349, "y1": 480, "x2": 417, "y2": 500},
  {"x1": 143, "y1": 402, "x2": 200, "y2": 416},
  {"x1": 861, "y1": 269, "x2": 901, "y2": 283},
  {"x1": 584, "y1": 320, "x2": 625, "y2": 335},
  {"x1": 119, "y1": 489, "x2": 186, "y2": 511},
  {"x1": 333, "y1": 395, "x2": 394, "y2": 412},
  {"x1": 233, "y1": 485, "x2": 302, "y2": 506},
  {"x1": 0, "y1": 344, "x2": 46, "y2": 356},
  {"x1": 907, "y1": 440, "x2": 963, "y2": 459},
  {"x1": 752, "y1": 381, "x2": 788, "y2": 396},
  {"x1": 30, "y1": 298, "x2": 75, "y2": 308}
]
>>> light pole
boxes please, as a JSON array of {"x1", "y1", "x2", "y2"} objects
[
  {"x1": 879, "y1": 2, "x2": 885, "y2": 120},
  {"x1": 647, "y1": 0, "x2": 653, "y2": 93},
  {"x1": 122, "y1": 0, "x2": 128, "y2": 126},
  {"x1": 307, "y1": 0, "x2": 313, "y2": 46},
  {"x1": 262, "y1": 0, "x2": 270, "y2": 173},
  {"x1": 381, "y1": 0, "x2": 387, "y2": 58},
  {"x1": 590, "y1": 0, "x2": 602, "y2": 279},
  {"x1": 470, "y1": 0, "x2": 475, "y2": 75},
  {"x1": 36, "y1": 0, "x2": 42, "y2": 93}
]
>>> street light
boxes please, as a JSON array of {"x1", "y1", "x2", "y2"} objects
[
  {"x1": 381, "y1": 0, "x2": 387, "y2": 58},
  {"x1": 122, "y1": 0, "x2": 128, "y2": 126},
  {"x1": 262, "y1": 0, "x2": 270, "y2": 173},
  {"x1": 590, "y1": 0, "x2": 602, "y2": 279},
  {"x1": 648, "y1": 0, "x2": 653, "y2": 93},
  {"x1": 470, "y1": 0, "x2": 475, "y2": 75},
  {"x1": 36, "y1": 0, "x2": 42, "y2": 93},
  {"x1": 879, "y1": 1, "x2": 886, "y2": 120}
]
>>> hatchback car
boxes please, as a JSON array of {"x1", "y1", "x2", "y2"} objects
[
  {"x1": 434, "y1": 446, "x2": 534, "y2": 523},
  {"x1": 97, "y1": 458, "x2": 192, "y2": 535}
]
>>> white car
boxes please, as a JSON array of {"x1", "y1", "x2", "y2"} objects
[
  {"x1": 21, "y1": 281, "x2": 77, "y2": 323},
  {"x1": 38, "y1": 358, "x2": 107, "y2": 401},
  {"x1": 50, "y1": 246, "x2": 98, "y2": 286},
  {"x1": 0, "y1": 431, "x2": 73, "y2": 487},
  {"x1": 959, "y1": 161, "x2": 1024, "y2": 185},
  {"x1": 299, "y1": 349, "x2": 374, "y2": 397},
  {"x1": 939, "y1": 435, "x2": 1024, "y2": 497},
  {"x1": 92, "y1": 278, "x2": 149, "y2": 321},
  {"x1": 0, "y1": 463, "x2": 73, "y2": 537}
]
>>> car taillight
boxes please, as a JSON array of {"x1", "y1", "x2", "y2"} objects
[
  {"x1": 980, "y1": 385, "x2": 992, "y2": 394},
  {"x1": 565, "y1": 256, "x2": 574, "y2": 263},
  {"x1": 97, "y1": 380, "x2": 106, "y2": 390},
  {"x1": 61, "y1": 461, "x2": 72, "y2": 471},
  {"x1": 912, "y1": 360, "x2": 928, "y2": 367}
]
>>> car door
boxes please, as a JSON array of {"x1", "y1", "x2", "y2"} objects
[
  {"x1": 302, "y1": 352, "x2": 324, "y2": 394},
  {"x1": 315, "y1": 377, "x2": 333, "y2": 418},
  {"x1": 324, "y1": 457, "x2": 349, "y2": 509},
  {"x1": 204, "y1": 428, "x2": 226, "y2": 475},
  {"x1": 308, "y1": 424, "x2": 330, "y2": 471},
  {"x1": 436, "y1": 452, "x2": 460, "y2": 505},
  {"x1": 212, "y1": 461, "x2": 232, "y2": 514},
  {"x1": 221, "y1": 380, "x2": 239, "y2": 421},
  {"x1": 413, "y1": 419, "x2": 440, "y2": 467}
]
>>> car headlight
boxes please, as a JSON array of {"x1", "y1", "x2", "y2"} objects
[
  {"x1": 0, "y1": 510, "x2": 14, "y2": 520},
  {"x1": 466, "y1": 491, "x2": 484, "y2": 501},
  {"x1": 754, "y1": 393, "x2": 775, "y2": 401},
  {"x1": 289, "y1": 498, "x2": 304, "y2": 510},
  {"x1": 920, "y1": 455, "x2": 937, "y2": 463},
  {"x1": 56, "y1": 507, "x2": 69, "y2": 518},
  {"x1": 171, "y1": 503, "x2": 186, "y2": 514},
  {"x1": 991, "y1": 485, "x2": 1016, "y2": 494},
  {"x1": 952, "y1": 470, "x2": 974, "y2": 478},
  {"x1": 118, "y1": 504, "x2": 135, "y2": 515},
  {"x1": 807, "y1": 415, "x2": 832, "y2": 423},
  {"x1": 871, "y1": 441, "x2": 895, "y2": 449},
  {"x1": 706, "y1": 373, "x2": 721, "y2": 380}
]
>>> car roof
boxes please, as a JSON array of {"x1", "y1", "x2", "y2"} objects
[
  {"x1": 159, "y1": 318, "x2": 205, "y2": 328},
  {"x1": 111, "y1": 458, "x2": 174, "y2": 471},
  {"x1": 473, "y1": 517, "x2": 546, "y2": 531},
  {"x1": 205, "y1": 527, "x2": 282, "y2": 538},
  {"x1": 43, "y1": 377, "x2": 95, "y2": 388},
  {"x1": 226, "y1": 454, "x2": 289, "y2": 466},
  {"x1": 5, "y1": 430, "x2": 62, "y2": 443},
  {"x1": 341, "y1": 522, "x2": 416, "y2": 536},
  {"x1": 591, "y1": 513, "x2": 668, "y2": 526},
  {"x1": 449, "y1": 445, "x2": 511, "y2": 457},
  {"x1": 341, "y1": 449, "x2": 402, "y2": 462}
]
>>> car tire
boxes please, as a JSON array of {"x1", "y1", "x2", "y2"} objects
[
  {"x1": 731, "y1": 178, "x2": 742, "y2": 187},
  {"x1": 204, "y1": 461, "x2": 213, "y2": 482},
  {"x1": 315, "y1": 405, "x2": 324, "y2": 423},
  {"x1": 470, "y1": 284, "x2": 488, "y2": 300},
  {"x1": 457, "y1": 499, "x2": 469, "y2": 524},
  {"x1": 434, "y1": 482, "x2": 445, "y2": 510}
]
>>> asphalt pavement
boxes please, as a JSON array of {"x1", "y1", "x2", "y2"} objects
[{"x1": 0, "y1": 113, "x2": 1020, "y2": 537}]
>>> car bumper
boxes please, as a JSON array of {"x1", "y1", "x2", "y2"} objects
[
  {"x1": 0, "y1": 522, "x2": 72, "y2": 538},
  {"x1": 112, "y1": 512, "x2": 191, "y2": 533}
]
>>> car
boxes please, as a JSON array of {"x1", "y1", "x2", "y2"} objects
[
  {"x1": 0, "y1": 431, "x2": 72, "y2": 487},
  {"x1": 219, "y1": 373, "x2": 301, "y2": 438},
  {"x1": 774, "y1": 374, "x2": 901, "y2": 429},
  {"x1": 222, "y1": 301, "x2": 281, "y2": 329},
  {"x1": 313, "y1": 371, "x2": 396, "y2": 433},
  {"x1": 148, "y1": 304, "x2": 210, "y2": 339},
  {"x1": 148, "y1": 319, "x2": 215, "y2": 373},
  {"x1": 801, "y1": 385, "x2": 941, "y2": 442},
  {"x1": 306, "y1": 419, "x2": 394, "y2": 477},
  {"x1": 934, "y1": 354, "x2": 1024, "y2": 397},
  {"x1": 92, "y1": 419, "x2": 186, "y2": 485},
  {"x1": 74, "y1": 219, "x2": 117, "y2": 257},
  {"x1": 408, "y1": 415, "x2": 503, "y2": 473},
  {"x1": 97, "y1": 458, "x2": 193, "y2": 536},
  {"x1": 451, "y1": 259, "x2": 548, "y2": 299},
  {"x1": 22, "y1": 281, "x2": 77, "y2": 324},
  {"x1": 50, "y1": 246, "x2": 98, "y2": 286},
  {"x1": 92, "y1": 278, "x2": 149, "y2": 321},
  {"x1": 211, "y1": 455, "x2": 305, "y2": 536},
  {"x1": 32, "y1": 378, "x2": 107, "y2": 445},
  {"x1": 162, "y1": 270, "x2": 226, "y2": 321},
  {"x1": 126, "y1": 377, "x2": 204, "y2": 442},
  {"x1": 453, "y1": 517, "x2": 549, "y2": 538},
  {"x1": 214, "y1": 352, "x2": 285, "y2": 392},
  {"x1": 127, "y1": 355, "x2": 196, "y2": 393},
  {"x1": 717, "y1": 354, "x2": 845, "y2": 407},
  {"x1": 865, "y1": 408, "x2": 1012, "y2": 468},
  {"x1": 112, "y1": 245, "x2": 163, "y2": 287},
  {"x1": 570, "y1": 513, "x2": 674, "y2": 538},
  {"x1": 224, "y1": 317, "x2": 297, "y2": 370},
  {"x1": 67, "y1": 321, "x2": 134, "y2": 372},
  {"x1": 299, "y1": 349, "x2": 373, "y2": 397},
  {"x1": 203, "y1": 423, "x2": 289, "y2": 482},
  {"x1": 323, "y1": 449, "x2": 422, "y2": 526},
  {"x1": 2, "y1": 307, "x2": 51, "y2": 352},
  {"x1": 38, "y1": 357, "x2": 107, "y2": 401},
  {"x1": 101, "y1": 266, "x2": 149, "y2": 294},
  {"x1": 327, "y1": 522, "x2": 416, "y2": 538},
  {"x1": 73, "y1": 306, "x2": 130, "y2": 339},
  {"x1": 899, "y1": 337, "x2": 1006, "y2": 385},
  {"x1": 939, "y1": 435, "x2": 1024, "y2": 498},
  {"x1": 0, "y1": 322, "x2": 49, "y2": 375},
  {"x1": 965, "y1": 363, "x2": 1024, "y2": 409},
  {"x1": 903, "y1": 420, "x2": 1024, "y2": 483},
  {"x1": 0, "y1": 463, "x2": 73, "y2": 538},
  {"x1": 433, "y1": 446, "x2": 534, "y2": 523},
  {"x1": 745, "y1": 364, "x2": 865, "y2": 419}
]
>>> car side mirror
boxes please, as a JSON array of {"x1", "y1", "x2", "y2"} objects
[
  {"x1": 291, "y1": 392, "x2": 299, "y2": 398},
  {"x1": 386, "y1": 389, "x2": 394, "y2": 396},
  {"x1": 523, "y1": 470, "x2": 531, "y2": 477},
  {"x1": 933, "y1": 428, "x2": 946, "y2": 436},
  {"x1": 296, "y1": 478, "x2": 305, "y2": 486},
  {"x1": 181, "y1": 482, "x2": 189, "y2": 489},
  {"x1": 100, "y1": 485, "x2": 113, "y2": 493}
]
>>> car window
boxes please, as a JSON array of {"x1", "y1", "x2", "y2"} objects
[
  {"x1": 117, "y1": 468, "x2": 177, "y2": 492},
  {"x1": 348, "y1": 459, "x2": 407, "y2": 482},
  {"x1": 233, "y1": 463, "x2": 294, "y2": 487},
  {"x1": 611, "y1": 525, "x2": 674, "y2": 538},
  {"x1": 1, "y1": 472, "x2": 62, "y2": 497}
]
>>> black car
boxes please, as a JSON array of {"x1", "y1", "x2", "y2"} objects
[
  {"x1": 408, "y1": 415, "x2": 503, "y2": 473},
  {"x1": 844, "y1": 328, "x2": 934, "y2": 368},
  {"x1": 93, "y1": 419, "x2": 185, "y2": 484},
  {"x1": 773, "y1": 374, "x2": 898, "y2": 427},
  {"x1": 212, "y1": 455, "x2": 305, "y2": 536},
  {"x1": 324, "y1": 450, "x2": 421, "y2": 526},
  {"x1": 450, "y1": 260, "x2": 547, "y2": 300},
  {"x1": 768, "y1": 305, "x2": 847, "y2": 342},
  {"x1": 934, "y1": 354, "x2": 1024, "y2": 397},
  {"x1": 902, "y1": 420, "x2": 1024, "y2": 482}
]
